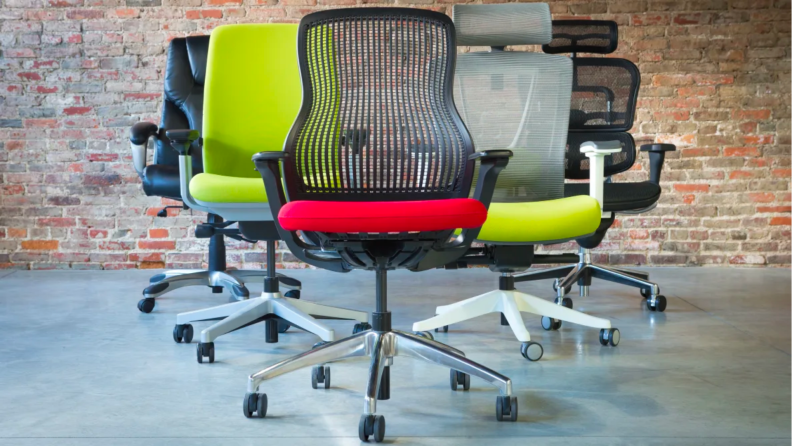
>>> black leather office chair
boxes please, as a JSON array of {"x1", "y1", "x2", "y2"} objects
[
  {"x1": 129, "y1": 36, "x2": 300, "y2": 314},
  {"x1": 516, "y1": 20, "x2": 676, "y2": 313}
]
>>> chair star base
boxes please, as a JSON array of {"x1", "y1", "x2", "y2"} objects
[
  {"x1": 174, "y1": 291, "x2": 369, "y2": 363},
  {"x1": 244, "y1": 328, "x2": 517, "y2": 440},
  {"x1": 515, "y1": 247, "x2": 667, "y2": 312}
]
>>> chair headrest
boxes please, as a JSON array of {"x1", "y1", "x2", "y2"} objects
[
  {"x1": 542, "y1": 20, "x2": 618, "y2": 55},
  {"x1": 452, "y1": 3, "x2": 552, "y2": 47}
]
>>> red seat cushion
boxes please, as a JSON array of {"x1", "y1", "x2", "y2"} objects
[{"x1": 278, "y1": 199, "x2": 487, "y2": 233}]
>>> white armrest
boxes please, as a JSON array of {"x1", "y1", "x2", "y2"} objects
[
  {"x1": 581, "y1": 140, "x2": 623, "y2": 217},
  {"x1": 131, "y1": 142, "x2": 147, "y2": 177}
]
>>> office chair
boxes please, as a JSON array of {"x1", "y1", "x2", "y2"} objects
[
  {"x1": 165, "y1": 24, "x2": 369, "y2": 363},
  {"x1": 515, "y1": 20, "x2": 676, "y2": 313},
  {"x1": 246, "y1": 8, "x2": 516, "y2": 441},
  {"x1": 412, "y1": 3, "x2": 621, "y2": 360},
  {"x1": 129, "y1": 36, "x2": 300, "y2": 314}
]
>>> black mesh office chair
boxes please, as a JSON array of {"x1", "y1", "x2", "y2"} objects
[
  {"x1": 516, "y1": 20, "x2": 676, "y2": 313},
  {"x1": 129, "y1": 36, "x2": 301, "y2": 314},
  {"x1": 246, "y1": 8, "x2": 515, "y2": 441}
]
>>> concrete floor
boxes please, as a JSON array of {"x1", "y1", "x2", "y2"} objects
[{"x1": 0, "y1": 267, "x2": 789, "y2": 445}]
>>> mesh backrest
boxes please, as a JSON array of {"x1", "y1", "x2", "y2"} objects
[
  {"x1": 565, "y1": 132, "x2": 636, "y2": 180},
  {"x1": 455, "y1": 52, "x2": 571, "y2": 202},
  {"x1": 452, "y1": 4, "x2": 551, "y2": 47},
  {"x1": 284, "y1": 8, "x2": 475, "y2": 202},
  {"x1": 542, "y1": 20, "x2": 618, "y2": 55},
  {"x1": 569, "y1": 58, "x2": 639, "y2": 132}
]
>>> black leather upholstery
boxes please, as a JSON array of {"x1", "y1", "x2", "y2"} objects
[
  {"x1": 564, "y1": 182, "x2": 661, "y2": 212},
  {"x1": 140, "y1": 35, "x2": 208, "y2": 199}
]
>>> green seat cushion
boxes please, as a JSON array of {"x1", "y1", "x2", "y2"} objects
[
  {"x1": 190, "y1": 173, "x2": 267, "y2": 203},
  {"x1": 476, "y1": 195, "x2": 601, "y2": 243}
]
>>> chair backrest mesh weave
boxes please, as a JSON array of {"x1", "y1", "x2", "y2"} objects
[
  {"x1": 284, "y1": 8, "x2": 475, "y2": 202},
  {"x1": 453, "y1": 3, "x2": 551, "y2": 47},
  {"x1": 455, "y1": 51, "x2": 571, "y2": 202},
  {"x1": 542, "y1": 20, "x2": 618, "y2": 55}
]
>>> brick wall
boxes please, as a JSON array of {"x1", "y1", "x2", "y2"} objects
[{"x1": 0, "y1": 0, "x2": 790, "y2": 271}]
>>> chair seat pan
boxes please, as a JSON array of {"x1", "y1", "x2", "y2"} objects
[
  {"x1": 564, "y1": 182, "x2": 661, "y2": 212},
  {"x1": 142, "y1": 164, "x2": 181, "y2": 201},
  {"x1": 476, "y1": 195, "x2": 601, "y2": 243},
  {"x1": 279, "y1": 199, "x2": 487, "y2": 233},
  {"x1": 189, "y1": 173, "x2": 268, "y2": 203}
]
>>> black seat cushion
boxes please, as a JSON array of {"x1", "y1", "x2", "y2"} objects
[
  {"x1": 564, "y1": 181, "x2": 661, "y2": 212},
  {"x1": 142, "y1": 164, "x2": 181, "y2": 201}
]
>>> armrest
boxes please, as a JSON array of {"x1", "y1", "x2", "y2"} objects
[
  {"x1": 459, "y1": 149, "x2": 513, "y2": 243},
  {"x1": 129, "y1": 122, "x2": 159, "y2": 178},
  {"x1": 581, "y1": 140, "x2": 623, "y2": 215},
  {"x1": 252, "y1": 151, "x2": 348, "y2": 273},
  {"x1": 165, "y1": 129, "x2": 200, "y2": 156},
  {"x1": 641, "y1": 143, "x2": 676, "y2": 185}
]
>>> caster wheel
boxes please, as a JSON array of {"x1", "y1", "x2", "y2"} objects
[
  {"x1": 313, "y1": 341, "x2": 329, "y2": 349},
  {"x1": 284, "y1": 289, "x2": 300, "y2": 299},
  {"x1": 359, "y1": 414, "x2": 385, "y2": 442},
  {"x1": 243, "y1": 392, "x2": 267, "y2": 418},
  {"x1": 599, "y1": 328, "x2": 620, "y2": 347},
  {"x1": 197, "y1": 342, "x2": 215, "y2": 363},
  {"x1": 137, "y1": 298, "x2": 155, "y2": 313},
  {"x1": 520, "y1": 341, "x2": 543, "y2": 361},
  {"x1": 495, "y1": 396, "x2": 518, "y2": 422},
  {"x1": 353, "y1": 322, "x2": 372, "y2": 334},
  {"x1": 450, "y1": 369, "x2": 471, "y2": 391},
  {"x1": 311, "y1": 365, "x2": 331, "y2": 389},
  {"x1": 172, "y1": 324, "x2": 193, "y2": 343},
  {"x1": 277, "y1": 320, "x2": 291, "y2": 334},
  {"x1": 640, "y1": 288, "x2": 651, "y2": 299},
  {"x1": 413, "y1": 331, "x2": 434, "y2": 341},
  {"x1": 435, "y1": 325, "x2": 449, "y2": 333},
  {"x1": 646, "y1": 295, "x2": 667, "y2": 312},
  {"x1": 541, "y1": 316, "x2": 562, "y2": 331},
  {"x1": 552, "y1": 279, "x2": 572, "y2": 295},
  {"x1": 554, "y1": 296, "x2": 573, "y2": 309}
]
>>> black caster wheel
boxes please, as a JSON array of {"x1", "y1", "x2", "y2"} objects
[
  {"x1": 172, "y1": 324, "x2": 193, "y2": 343},
  {"x1": 413, "y1": 331, "x2": 434, "y2": 341},
  {"x1": 599, "y1": 328, "x2": 620, "y2": 347},
  {"x1": 313, "y1": 341, "x2": 329, "y2": 349},
  {"x1": 353, "y1": 322, "x2": 372, "y2": 334},
  {"x1": 359, "y1": 414, "x2": 385, "y2": 442},
  {"x1": 311, "y1": 365, "x2": 331, "y2": 389},
  {"x1": 284, "y1": 289, "x2": 300, "y2": 299},
  {"x1": 541, "y1": 316, "x2": 562, "y2": 331},
  {"x1": 552, "y1": 279, "x2": 572, "y2": 295},
  {"x1": 137, "y1": 298, "x2": 155, "y2": 314},
  {"x1": 450, "y1": 369, "x2": 471, "y2": 391},
  {"x1": 243, "y1": 392, "x2": 267, "y2": 418},
  {"x1": 197, "y1": 342, "x2": 215, "y2": 363},
  {"x1": 640, "y1": 288, "x2": 651, "y2": 299},
  {"x1": 646, "y1": 295, "x2": 667, "y2": 312},
  {"x1": 495, "y1": 396, "x2": 518, "y2": 422},
  {"x1": 520, "y1": 341, "x2": 543, "y2": 361},
  {"x1": 277, "y1": 319, "x2": 291, "y2": 334},
  {"x1": 435, "y1": 325, "x2": 449, "y2": 333},
  {"x1": 554, "y1": 296, "x2": 573, "y2": 309}
]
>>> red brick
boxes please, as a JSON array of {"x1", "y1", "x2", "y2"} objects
[
  {"x1": 724, "y1": 147, "x2": 760, "y2": 157},
  {"x1": 21, "y1": 240, "x2": 59, "y2": 250},
  {"x1": 138, "y1": 240, "x2": 176, "y2": 250},
  {"x1": 757, "y1": 206, "x2": 792, "y2": 213},
  {"x1": 749, "y1": 192, "x2": 776, "y2": 203},
  {"x1": 732, "y1": 109, "x2": 771, "y2": 120},
  {"x1": 148, "y1": 228, "x2": 169, "y2": 238},
  {"x1": 770, "y1": 217, "x2": 791, "y2": 226},
  {"x1": 674, "y1": 184, "x2": 710, "y2": 193}
]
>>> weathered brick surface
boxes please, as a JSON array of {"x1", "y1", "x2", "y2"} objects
[{"x1": 0, "y1": 0, "x2": 790, "y2": 270}]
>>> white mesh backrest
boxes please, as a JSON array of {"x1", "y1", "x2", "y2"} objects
[
  {"x1": 455, "y1": 51, "x2": 572, "y2": 203},
  {"x1": 453, "y1": 4, "x2": 552, "y2": 47}
]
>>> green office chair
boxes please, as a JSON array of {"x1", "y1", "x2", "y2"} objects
[
  {"x1": 412, "y1": 3, "x2": 621, "y2": 360},
  {"x1": 167, "y1": 24, "x2": 368, "y2": 363}
]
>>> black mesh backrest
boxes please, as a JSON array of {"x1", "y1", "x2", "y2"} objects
[
  {"x1": 565, "y1": 132, "x2": 636, "y2": 180},
  {"x1": 157, "y1": 36, "x2": 208, "y2": 172},
  {"x1": 569, "y1": 58, "x2": 639, "y2": 132},
  {"x1": 542, "y1": 20, "x2": 618, "y2": 55},
  {"x1": 542, "y1": 20, "x2": 640, "y2": 178},
  {"x1": 283, "y1": 8, "x2": 475, "y2": 202}
]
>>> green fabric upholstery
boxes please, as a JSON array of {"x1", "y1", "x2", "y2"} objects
[
  {"x1": 189, "y1": 24, "x2": 301, "y2": 203},
  {"x1": 476, "y1": 195, "x2": 601, "y2": 243}
]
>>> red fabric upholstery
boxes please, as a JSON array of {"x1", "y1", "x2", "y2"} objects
[{"x1": 278, "y1": 199, "x2": 487, "y2": 233}]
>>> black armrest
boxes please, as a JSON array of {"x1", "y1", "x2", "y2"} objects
[
  {"x1": 468, "y1": 149, "x2": 513, "y2": 166},
  {"x1": 165, "y1": 129, "x2": 200, "y2": 155},
  {"x1": 640, "y1": 143, "x2": 676, "y2": 185},
  {"x1": 252, "y1": 151, "x2": 347, "y2": 273},
  {"x1": 130, "y1": 122, "x2": 158, "y2": 145}
]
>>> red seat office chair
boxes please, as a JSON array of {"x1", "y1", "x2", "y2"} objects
[{"x1": 246, "y1": 8, "x2": 515, "y2": 442}]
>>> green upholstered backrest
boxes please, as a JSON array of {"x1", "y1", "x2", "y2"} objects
[{"x1": 203, "y1": 24, "x2": 302, "y2": 179}]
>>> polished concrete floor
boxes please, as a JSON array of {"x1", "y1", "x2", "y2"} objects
[{"x1": 0, "y1": 267, "x2": 789, "y2": 445}]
